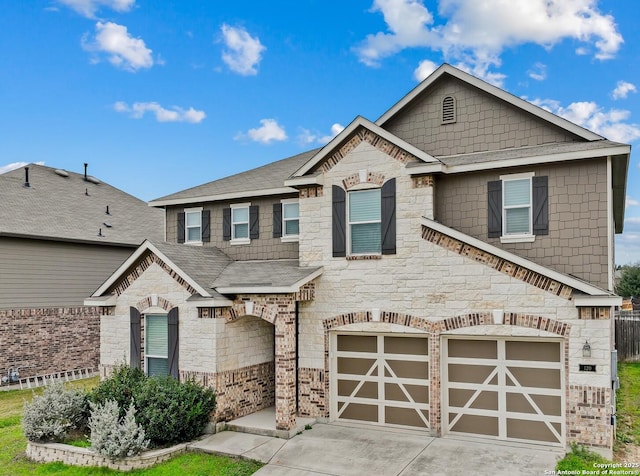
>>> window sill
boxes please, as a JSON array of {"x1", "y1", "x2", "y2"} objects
[
  {"x1": 500, "y1": 234, "x2": 535, "y2": 244},
  {"x1": 346, "y1": 254, "x2": 382, "y2": 260},
  {"x1": 184, "y1": 241, "x2": 203, "y2": 246},
  {"x1": 230, "y1": 238, "x2": 251, "y2": 246},
  {"x1": 280, "y1": 235, "x2": 299, "y2": 243}
]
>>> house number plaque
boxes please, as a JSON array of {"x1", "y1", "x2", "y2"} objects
[{"x1": 579, "y1": 364, "x2": 596, "y2": 372}]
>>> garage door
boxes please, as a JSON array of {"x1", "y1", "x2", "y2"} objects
[
  {"x1": 443, "y1": 338, "x2": 564, "y2": 446},
  {"x1": 331, "y1": 333, "x2": 430, "y2": 429}
]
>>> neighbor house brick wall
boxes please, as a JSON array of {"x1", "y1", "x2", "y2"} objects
[
  {"x1": 434, "y1": 158, "x2": 609, "y2": 289},
  {"x1": 165, "y1": 194, "x2": 299, "y2": 260},
  {"x1": 383, "y1": 75, "x2": 580, "y2": 156},
  {"x1": 0, "y1": 307, "x2": 99, "y2": 378}
]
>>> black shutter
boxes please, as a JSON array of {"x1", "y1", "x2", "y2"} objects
[
  {"x1": 273, "y1": 203, "x2": 283, "y2": 238},
  {"x1": 532, "y1": 176, "x2": 549, "y2": 236},
  {"x1": 487, "y1": 180, "x2": 502, "y2": 238},
  {"x1": 223, "y1": 208, "x2": 231, "y2": 241},
  {"x1": 177, "y1": 212, "x2": 185, "y2": 244},
  {"x1": 201, "y1": 210, "x2": 210, "y2": 243},
  {"x1": 129, "y1": 307, "x2": 141, "y2": 370},
  {"x1": 250, "y1": 205, "x2": 259, "y2": 239},
  {"x1": 167, "y1": 307, "x2": 179, "y2": 379},
  {"x1": 332, "y1": 185, "x2": 346, "y2": 257},
  {"x1": 381, "y1": 178, "x2": 396, "y2": 255}
]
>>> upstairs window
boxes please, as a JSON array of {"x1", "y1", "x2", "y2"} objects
[
  {"x1": 232, "y1": 205, "x2": 249, "y2": 240},
  {"x1": 185, "y1": 210, "x2": 202, "y2": 242},
  {"x1": 332, "y1": 178, "x2": 396, "y2": 257},
  {"x1": 223, "y1": 204, "x2": 259, "y2": 244},
  {"x1": 283, "y1": 201, "x2": 300, "y2": 237},
  {"x1": 488, "y1": 173, "x2": 548, "y2": 243},
  {"x1": 177, "y1": 208, "x2": 210, "y2": 244},
  {"x1": 349, "y1": 189, "x2": 381, "y2": 254}
]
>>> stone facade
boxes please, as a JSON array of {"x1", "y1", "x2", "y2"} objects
[{"x1": 0, "y1": 307, "x2": 99, "y2": 379}]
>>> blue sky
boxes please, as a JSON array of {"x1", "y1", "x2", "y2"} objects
[{"x1": 1, "y1": 0, "x2": 639, "y2": 264}]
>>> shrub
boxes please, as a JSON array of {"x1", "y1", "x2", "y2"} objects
[
  {"x1": 23, "y1": 382, "x2": 88, "y2": 442},
  {"x1": 89, "y1": 363, "x2": 146, "y2": 419},
  {"x1": 89, "y1": 400, "x2": 149, "y2": 460},
  {"x1": 135, "y1": 376, "x2": 216, "y2": 446}
]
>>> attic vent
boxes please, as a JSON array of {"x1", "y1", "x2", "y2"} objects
[
  {"x1": 442, "y1": 95, "x2": 456, "y2": 124},
  {"x1": 54, "y1": 169, "x2": 69, "y2": 177},
  {"x1": 86, "y1": 176, "x2": 101, "y2": 185}
]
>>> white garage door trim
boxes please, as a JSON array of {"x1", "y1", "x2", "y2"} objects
[
  {"x1": 442, "y1": 336, "x2": 565, "y2": 447},
  {"x1": 330, "y1": 332, "x2": 430, "y2": 430}
]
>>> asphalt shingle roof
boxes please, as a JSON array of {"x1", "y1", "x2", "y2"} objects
[
  {"x1": 0, "y1": 164, "x2": 163, "y2": 246},
  {"x1": 212, "y1": 259, "x2": 321, "y2": 289},
  {"x1": 150, "y1": 149, "x2": 319, "y2": 204}
]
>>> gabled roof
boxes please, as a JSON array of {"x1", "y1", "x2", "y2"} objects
[
  {"x1": 376, "y1": 63, "x2": 604, "y2": 142},
  {"x1": 149, "y1": 149, "x2": 319, "y2": 207},
  {"x1": 90, "y1": 240, "x2": 323, "y2": 301},
  {"x1": 0, "y1": 164, "x2": 163, "y2": 246},
  {"x1": 288, "y1": 116, "x2": 439, "y2": 181}
]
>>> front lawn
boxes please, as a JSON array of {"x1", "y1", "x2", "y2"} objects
[
  {"x1": 0, "y1": 379, "x2": 262, "y2": 476},
  {"x1": 616, "y1": 362, "x2": 640, "y2": 449}
]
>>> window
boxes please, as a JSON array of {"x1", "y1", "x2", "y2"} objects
[
  {"x1": 487, "y1": 173, "x2": 548, "y2": 242},
  {"x1": 232, "y1": 205, "x2": 249, "y2": 240},
  {"x1": 282, "y1": 201, "x2": 299, "y2": 237},
  {"x1": 349, "y1": 189, "x2": 381, "y2": 254},
  {"x1": 145, "y1": 314, "x2": 168, "y2": 377},
  {"x1": 177, "y1": 209, "x2": 209, "y2": 244},
  {"x1": 185, "y1": 210, "x2": 202, "y2": 242},
  {"x1": 503, "y1": 177, "x2": 531, "y2": 235},
  {"x1": 332, "y1": 179, "x2": 396, "y2": 257}
]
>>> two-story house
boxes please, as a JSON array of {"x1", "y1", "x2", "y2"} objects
[
  {"x1": 87, "y1": 64, "x2": 629, "y2": 456},
  {"x1": 0, "y1": 163, "x2": 163, "y2": 381}
]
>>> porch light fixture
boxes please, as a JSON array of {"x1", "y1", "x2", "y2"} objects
[{"x1": 582, "y1": 340, "x2": 591, "y2": 358}]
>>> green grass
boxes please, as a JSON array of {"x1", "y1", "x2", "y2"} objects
[
  {"x1": 556, "y1": 443, "x2": 612, "y2": 472},
  {"x1": 616, "y1": 362, "x2": 640, "y2": 448},
  {"x1": 0, "y1": 378, "x2": 262, "y2": 475}
]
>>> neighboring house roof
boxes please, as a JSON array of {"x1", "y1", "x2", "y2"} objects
[
  {"x1": 89, "y1": 240, "x2": 322, "y2": 301},
  {"x1": 149, "y1": 149, "x2": 319, "y2": 207},
  {"x1": 0, "y1": 164, "x2": 163, "y2": 246}
]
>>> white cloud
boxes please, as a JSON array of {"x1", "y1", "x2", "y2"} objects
[
  {"x1": 627, "y1": 196, "x2": 640, "y2": 208},
  {"x1": 57, "y1": 0, "x2": 134, "y2": 19},
  {"x1": 83, "y1": 22, "x2": 153, "y2": 71},
  {"x1": 616, "y1": 232, "x2": 640, "y2": 266},
  {"x1": 235, "y1": 119, "x2": 287, "y2": 144},
  {"x1": 528, "y1": 62, "x2": 547, "y2": 81},
  {"x1": 531, "y1": 98, "x2": 640, "y2": 144},
  {"x1": 221, "y1": 24, "x2": 266, "y2": 76},
  {"x1": 114, "y1": 101, "x2": 206, "y2": 123},
  {"x1": 413, "y1": 59, "x2": 438, "y2": 81},
  {"x1": 626, "y1": 217, "x2": 640, "y2": 225},
  {"x1": 355, "y1": 0, "x2": 623, "y2": 84},
  {"x1": 0, "y1": 161, "x2": 45, "y2": 175},
  {"x1": 298, "y1": 123, "x2": 345, "y2": 145},
  {"x1": 613, "y1": 81, "x2": 637, "y2": 100}
]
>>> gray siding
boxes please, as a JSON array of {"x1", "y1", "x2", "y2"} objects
[
  {"x1": 0, "y1": 238, "x2": 133, "y2": 308},
  {"x1": 384, "y1": 76, "x2": 580, "y2": 157},
  {"x1": 434, "y1": 158, "x2": 609, "y2": 289},
  {"x1": 166, "y1": 194, "x2": 299, "y2": 260}
]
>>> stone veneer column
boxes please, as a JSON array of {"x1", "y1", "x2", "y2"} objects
[{"x1": 275, "y1": 302, "x2": 297, "y2": 431}]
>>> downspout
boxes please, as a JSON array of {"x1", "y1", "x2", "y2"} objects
[{"x1": 295, "y1": 301, "x2": 299, "y2": 414}]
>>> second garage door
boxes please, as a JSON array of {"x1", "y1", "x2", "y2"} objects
[
  {"x1": 331, "y1": 333, "x2": 430, "y2": 429},
  {"x1": 443, "y1": 337, "x2": 564, "y2": 446}
]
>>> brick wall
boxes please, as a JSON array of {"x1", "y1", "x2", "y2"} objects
[{"x1": 0, "y1": 307, "x2": 99, "y2": 378}]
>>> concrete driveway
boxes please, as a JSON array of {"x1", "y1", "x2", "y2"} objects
[{"x1": 192, "y1": 422, "x2": 563, "y2": 475}]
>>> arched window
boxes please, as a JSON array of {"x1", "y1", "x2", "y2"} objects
[{"x1": 442, "y1": 95, "x2": 456, "y2": 124}]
